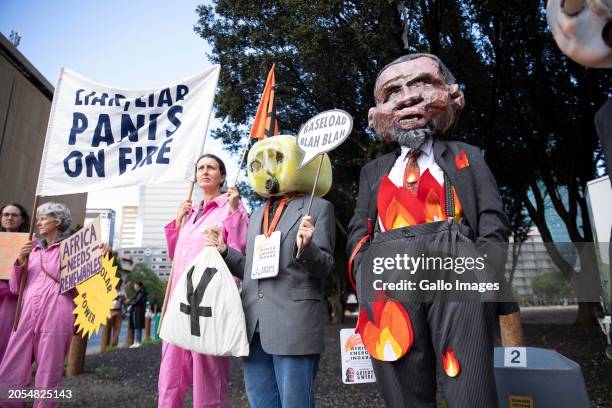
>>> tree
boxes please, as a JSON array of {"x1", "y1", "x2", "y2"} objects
[
  {"x1": 532, "y1": 270, "x2": 574, "y2": 304},
  {"x1": 194, "y1": 0, "x2": 610, "y2": 324}
]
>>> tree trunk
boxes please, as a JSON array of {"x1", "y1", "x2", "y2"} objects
[
  {"x1": 575, "y1": 302, "x2": 597, "y2": 326},
  {"x1": 572, "y1": 245, "x2": 604, "y2": 326},
  {"x1": 125, "y1": 326, "x2": 134, "y2": 347},
  {"x1": 66, "y1": 335, "x2": 87, "y2": 377},
  {"x1": 100, "y1": 318, "x2": 111, "y2": 353},
  {"x1": 144, "y1": 317, "x2": 151, "y2": 341}
]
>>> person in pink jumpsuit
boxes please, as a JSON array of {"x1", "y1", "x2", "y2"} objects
[
  {"x1": 158, "y1": 153, "x2": 248, "y2": 408},
  {"x1": 0, "y1": 203, "x2": 30, "y2": 364},
  {"x1": 0, "y1": 202, "x2": 74, "y2": 408}
]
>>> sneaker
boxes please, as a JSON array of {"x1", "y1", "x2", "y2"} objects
[{"x1": 129, "y1": 342, "x2": 141, "y2": 348}]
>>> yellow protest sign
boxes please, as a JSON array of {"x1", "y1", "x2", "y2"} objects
[
  {"x1": 0, "y1": 232, "x2": 29, "y2": 280},
  {"x1": 73, "y1": 254, "x2": 119, "y2": 338}
]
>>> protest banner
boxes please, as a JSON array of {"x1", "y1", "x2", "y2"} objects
[
  {"x1": 59, "y1": 217, "x2": 102, "y2": 293},
  {"x1": 0, "y1": 232, "x2": 29, "y2": 280},
  {"x1": 35, "y1": 65, "x2": 220, "y2": 196}
]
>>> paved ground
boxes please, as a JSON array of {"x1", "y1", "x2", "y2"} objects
[{"x1": 56, "y1": 306, "x2": 611, "y2": 407}]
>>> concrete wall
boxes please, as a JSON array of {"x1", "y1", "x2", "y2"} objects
[{"x1": 0, "y1": 34, "x2": 86, "y2": 229}]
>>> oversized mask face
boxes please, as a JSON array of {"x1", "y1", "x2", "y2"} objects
[
  {"x1": 368, "y1": 57, "x2": 465, "y2": 147},
  {"x1": 547, "y1": 0, "x2": 612, "y2": 68},
  {"x1": 247, "y1": 135, "x2": 332, "y2": 198}
]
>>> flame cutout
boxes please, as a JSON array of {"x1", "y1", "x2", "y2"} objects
[
  {"x1": 344, "y1": 333, "x2": 363, "y2": 352},
  {"x1": 386, "y1": 197, "x2": 419, "y2": 230},
  {"x1": 356, "y1": 296, "x2": 413, "y2": 361},
  {"x1": 377, "y1": 172, "x2": 463, "y2": 230},
  {"x1": 455, "y1": 149, "x2": 469, "y2": 169},
  {"x1": 377, "y1": 176, "x2": 424, "y2": 230},
  {"x1": 442, "y1": 347, "x2": 461, "y2": 377}
]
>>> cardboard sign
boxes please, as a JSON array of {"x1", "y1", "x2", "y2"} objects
[
  {"x1": 297, "y1": 109, "x2": 352, "y2": 167},
  {"x1": 251, "y1": 231, "x2": 281, "y2": 279},
  {"x1": 74, "y1": 254, "x2": 119, "y2": 338},
  {"x1": 59, "y1": 217, "x2": 102, "y2": 293},
  {"x1": 340, "y1": 328, "x2": 376, "y2": 384},
  {"x1": 0, "y1": 232, "x2": 29, "y2": 280}
]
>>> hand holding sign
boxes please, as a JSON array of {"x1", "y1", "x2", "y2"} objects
[
  {"x1": 297, "y1": 109, "x2": 353, "y2": 168},
  {"x1": 296, "y1": 215, "x2": 315, "y2": 251}
]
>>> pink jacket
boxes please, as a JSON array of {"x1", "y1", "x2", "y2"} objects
[
  {"x1": 165, "y1": 194, "x2": 248, "y2": 294},
  {"x1": 9, "y1": 238, "x2": 74, "y2": 336}
]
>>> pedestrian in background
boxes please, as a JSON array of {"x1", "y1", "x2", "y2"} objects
[{"x1": 128, "y1": 281, "x2": 147, "y2": 348}]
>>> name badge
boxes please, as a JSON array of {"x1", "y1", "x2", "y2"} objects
[{"x1": 251, "y1": 231, "x2": 281, "y2": 279}]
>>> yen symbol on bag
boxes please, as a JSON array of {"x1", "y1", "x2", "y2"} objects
[{"x1": 180, "y1": 266, "x2": 217, "y2": 336}]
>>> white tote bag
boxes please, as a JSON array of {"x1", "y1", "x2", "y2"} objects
[{"x1": 160, "y1": 246, "x2": 249, "y2": 356}]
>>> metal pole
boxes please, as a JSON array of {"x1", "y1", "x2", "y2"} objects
[{"x1": 296, "y1": 155, "x2": 324, "y2": 259}]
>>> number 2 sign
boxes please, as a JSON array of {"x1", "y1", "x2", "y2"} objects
[{"x1": 504, "y1": 347, "x2": 527, "y2": 367}]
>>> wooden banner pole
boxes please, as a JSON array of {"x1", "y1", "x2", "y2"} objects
[
  {"x1": 232, "y1": 138, "x2": 251, "y2": 187},
  {"x1": 12, "y1": 194, "x2": 39, "y2": 331}
]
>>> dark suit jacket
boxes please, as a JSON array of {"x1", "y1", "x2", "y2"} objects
[
  {"x1": 225, "y1": 195, "x2": 335, "y2": 355},
  {"x1": 347, "y1": 139, "x2": 515, "y2": 313}
]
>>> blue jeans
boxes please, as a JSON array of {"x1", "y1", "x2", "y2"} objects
[
  {"x1": 244, "y1": 333, "x2": 320, "y2": 408},
  {"x1": 134, "y1": 328, "x2": 142, "y2": 343}
]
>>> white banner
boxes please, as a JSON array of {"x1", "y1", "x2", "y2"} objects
[{"x1": 36, "y1": 66, "x2": 220, "y2": 196}]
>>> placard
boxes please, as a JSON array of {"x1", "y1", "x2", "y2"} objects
[
  {"x1": 59, "y1": 217, "x2": 102, "y2": 293},
  {"x1": 340, "y1": 328, "x2": 376, "y2": 384},
  {"x1": 251, "y1": 231, "x2": 281, "y2": 280},
  {"x1": 0, "y1": 232, "x2": 29, "y2": 280}
]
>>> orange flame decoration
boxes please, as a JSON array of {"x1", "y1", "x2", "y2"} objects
[
  {"x1": 377, "y1": 173, "x2": 462, "y2": 230},
  {"x1": 455, "y1": 149, "x2": 469, "y2": 169},
  {"x1": 356, "y1": 295, "x2": 413, "y2": 361},
  {"x1": 442, "y1": 347, "x2": 461, "y2": 377},
  {"x1": 344, "y1": 333, "x2": 363, "y2": 352}
]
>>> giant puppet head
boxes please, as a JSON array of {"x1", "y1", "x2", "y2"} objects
[
  {"x1": 547, "y1": 0, "x2": 612, "y2": 68},
  {"x1": 247, "y1": 134, "x2": 332, "y2": 197},
  {"x1": 368, "y1": 53, "x2": 465, "y2": 150}
]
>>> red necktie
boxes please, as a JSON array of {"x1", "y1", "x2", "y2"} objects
[{"x1": 403, "y1": 150, "x2": 420, "y2": 194}]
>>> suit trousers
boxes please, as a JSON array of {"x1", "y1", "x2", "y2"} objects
[{"x1": 371, "y1": 301, "x2": 498, "y2": 408}]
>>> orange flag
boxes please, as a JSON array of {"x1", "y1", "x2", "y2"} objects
[{"x1": 250, "y1": 64, "x2": 279, "y2": 140}]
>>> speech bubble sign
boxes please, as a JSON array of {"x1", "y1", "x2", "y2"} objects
[{"x1": 297, "y1": 109, "x2": 353, "y2": 168}]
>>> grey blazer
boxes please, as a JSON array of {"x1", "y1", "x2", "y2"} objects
[{"x1": 224, "y1": 195, "x2": 335, "y2": 355}]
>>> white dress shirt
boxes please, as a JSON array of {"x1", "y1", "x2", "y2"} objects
[{"x1": 388, "y1": 138, "x2": 444, "y2": 186}]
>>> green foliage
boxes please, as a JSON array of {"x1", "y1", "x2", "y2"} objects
[
  {"x1": 531, "y1": 270, "x2": 574, "y2": 301},
  {"x1": 194, "y1": 0, "x2": 610, "y2": 303},
  {"x1": 94, "y1": 365, "x2": 121, "y2": 380},
  {"x1": 125, "y1": 264, "x2": 167, "y2": 305}
]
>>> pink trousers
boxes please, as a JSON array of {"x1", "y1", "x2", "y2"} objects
[
  {"x1": 0, "y1": 293, "x2": 17, "y2": 363},
  {"x1": 157, "y1": 341, "x2": 230, "y2": 408}
]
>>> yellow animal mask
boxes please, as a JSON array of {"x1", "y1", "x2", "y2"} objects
[{"x1": 247, "y1": 135, "x2": 332, "y2": 197}]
